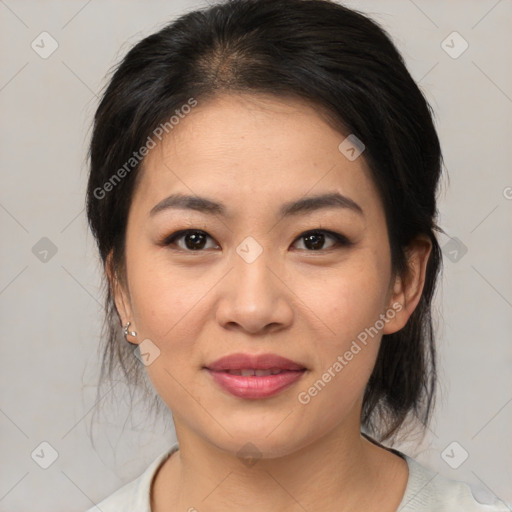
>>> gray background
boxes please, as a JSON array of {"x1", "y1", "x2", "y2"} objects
[{"x1": 0, "y1": 0, "x2": 511, "y2": 510}]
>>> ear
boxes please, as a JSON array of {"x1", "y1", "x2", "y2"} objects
[
  {"x1": 383, "y1": 235, "x2": 432, "y2": 335},
  {"x1": 105, "y1": 250, "x2": 135, "y2": 334}
]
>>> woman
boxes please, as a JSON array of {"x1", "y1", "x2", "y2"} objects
[{"x1": 85, "y1": 0, "x2": 508, "y2": 510}]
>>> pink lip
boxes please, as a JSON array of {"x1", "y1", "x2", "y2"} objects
[
  {"x1": 206, "y1": 369, "x2": 306, "y2": 399},
  {"x1": 204, "y1": 353, "x2": 307, "y2": 400},
  {"x1": 206, "y1": 353, "x2": 306, "y2": 371}
]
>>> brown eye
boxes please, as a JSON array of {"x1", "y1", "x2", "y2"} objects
[
  {"x1": 163, "y1": 230, "x2": 219, "y2": 251},
  {"x1": 293, "y1": 230, "x2": 352, "y2": 251},
  {"x1": 161, "y1": 228, "x2": 351, "y2": 252}
]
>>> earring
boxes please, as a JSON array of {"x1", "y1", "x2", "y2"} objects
[{"x1": 123, "y1": 322, "x2": 137, "y2": 342}]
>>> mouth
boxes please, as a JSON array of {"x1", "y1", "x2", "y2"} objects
[
  {"x1": 204, "y1": 353, "x2": 307, "y2": 399},
  {"x1": 205, "y1": 352, "x2": 307, "y2": 372},
  {"x1": 217, "y1": 368, "x2": 291, "y2": 376}
]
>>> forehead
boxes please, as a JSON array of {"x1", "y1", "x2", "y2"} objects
[{"x1": 132, "y1": 93, "x2": 381, "y2": 219}]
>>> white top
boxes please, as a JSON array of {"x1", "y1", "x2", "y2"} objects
[{"x1": 86, "y1": 443, "x2": 510, "y2": 511}]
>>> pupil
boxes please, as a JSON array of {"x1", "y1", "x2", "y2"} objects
[
  {"x1": 182, "y1": 232, "x2": 327, "y2": 251},
  {"x1": 305, "y1": 232, "x2": 324, "y2": 250},
  {"x1": 186, "y1": 232, "x2": 206, "y2": 250}
]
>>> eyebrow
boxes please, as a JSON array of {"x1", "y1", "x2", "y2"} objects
[{"x1": 149, "y1": 192, "x2": 364, "y2": 218}]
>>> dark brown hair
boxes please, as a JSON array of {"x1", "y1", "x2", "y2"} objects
[{"x1": 86, "y1": 0, "x2": 444, "y2": 443}]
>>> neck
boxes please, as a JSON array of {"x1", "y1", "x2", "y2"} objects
[{"x1": 152, "y1": 414, "x2": 407, "y2": 512}]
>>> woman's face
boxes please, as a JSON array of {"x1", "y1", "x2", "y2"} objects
[{"x1": 113, "y1": 93, "x2": 419, "y2": 458}]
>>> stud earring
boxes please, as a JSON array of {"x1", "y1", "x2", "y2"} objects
[{"x1": 123, "y1": 321, "x2": 137, "y2": 342}]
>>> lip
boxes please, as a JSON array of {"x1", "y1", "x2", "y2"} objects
[
  {"x1": 205, "y1": 353, "x2": 306, "y2": 371},
  {"x1": 204, "y1": 353, "x2": 307, "y2": 400}
]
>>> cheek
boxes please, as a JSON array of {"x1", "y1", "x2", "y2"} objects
[
  {"x1": 295, "y1": 252, "x2": 390, "y2": 402},
  {"x1": 295, "y1": 277, "x2": 385, "y2": 430},
  {"x1": 127, "y1": 256, "x2": 214, "y2": 410},
  {"x1": 300, "y1": 253, "x2": 390, "y2": 345},
  {"x1": 127, "y1": 246, "x2": 214, "y2": 343}
]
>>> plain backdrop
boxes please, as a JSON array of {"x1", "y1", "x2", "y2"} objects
[{"x1": 0, "y1": 0, "x2": 511, "y2": 510}]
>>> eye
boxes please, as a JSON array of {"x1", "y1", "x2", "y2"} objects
[
  {"x1": 160, "y1": 228, "x2": 352, "y2": 252},
  {"x1": 161, "y1": 230, "x2": 219, "y2": 251},
  {"x1": 292, "y1": 230, "x2": 352, "y2": 251}
]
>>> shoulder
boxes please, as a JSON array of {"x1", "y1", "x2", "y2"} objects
[
  {"x1": 398, "y1": 451, "x2": 511, "y2": 512},
  {"x1": 85, "y1": 443, "x2": 179, "y2": 512}
]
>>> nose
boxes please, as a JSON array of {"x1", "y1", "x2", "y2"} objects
[{"x1": 215, "y1": 249, "x2": 294, "y2": 335}]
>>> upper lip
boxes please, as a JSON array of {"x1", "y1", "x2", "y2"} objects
[{"x1": 205, "y1": 353, "x2": 306, "y2": 371}]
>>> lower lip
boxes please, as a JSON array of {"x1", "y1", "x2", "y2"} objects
[{"x1": 205, "y1": 369, "x2": 306, "y2": 399}]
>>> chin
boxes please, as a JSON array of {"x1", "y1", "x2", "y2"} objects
[{"x1": 201, "y1": 423, "x2": 314, "y2": 461}]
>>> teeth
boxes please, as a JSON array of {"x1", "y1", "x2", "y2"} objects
[
  {"x1": 225, "y1": 369, "x2": 284, "y2": 376},
  {"x1": 255, "y1": 370, "x2": 272, "y2": 376}
]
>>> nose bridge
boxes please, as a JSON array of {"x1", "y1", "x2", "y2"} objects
[
  {"x1": 232, "y1": 239, "x2": 278, "y2": 307},
  {"x1": 215, "y1": 237, "x2": 293, "y2": 333}
]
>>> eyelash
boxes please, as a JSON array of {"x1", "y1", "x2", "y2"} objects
[{"x1": 159, "y1": 229, "x2": 353, "y2": 252}]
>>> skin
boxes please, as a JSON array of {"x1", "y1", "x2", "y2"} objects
[{"x1": 109, "y1": 93, "x2": 432, "y2": 512}]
